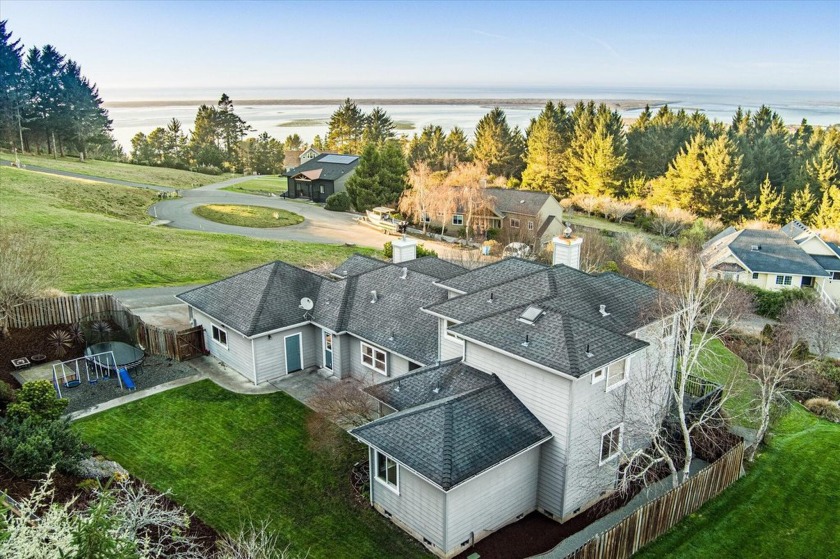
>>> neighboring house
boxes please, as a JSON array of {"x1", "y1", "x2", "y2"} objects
[
  {"x1": 282, "y1": 153, "x2": 360, "y2": 203},
  {"x1": 431, "y1": 187, "x2": 564, "y2": 248},
  {"x1": 701, "y1": 220, "x2": 840, "y2": 311},
  {"x1": 298, "y1": 146, "x2": 322, "y2": 164},
  {"x1": 178, "y1": 235, "x2": 677, "y2": 559}
]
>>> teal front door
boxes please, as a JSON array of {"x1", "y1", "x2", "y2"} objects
[{"x1": 285, "y1": 333, "x2": 302, "y2": 373}]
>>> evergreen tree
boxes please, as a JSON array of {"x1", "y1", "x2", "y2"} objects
[
  {"x1": 812, "y1": 186, "x2": 840, "y2": 229},
  {"x1": 443, "y1": 126, "x2": 471, "y2": 169},
  {"x1": 730, "y1": 105, "x2": 792, "y2": 199},
  {"x1": 408, "y1": 124, "x2": 447, "y2": 170},
  {"x1": 521, "y1": 101, "x2": 570, "y2": 194},
  {"x1": 0, "y1": 20, "x2": 24, "y2": 150},
  {"x1": 21, "y1": 45, "x2": 66, "y2": 155},
  {"x1": 326, "y1": 98, "x2": 366, "y2": 153},
  {"x1": 238, "y1": 132, "x2": 285, "y2": 175},
  {"x1": 284, "y1": 133, "x2": 303, "y2": 151},
  {"x1": 312, "y1": 134, "x2": 324, "y2": 150},
  {"x1": 648, "y1": 134, "x2": 706, "y2": 208},
  {"x1": 566, "y1": 103, "x2": 627, "y2": 197},
  {"x1": 58, "y1": 59, "x2": 111, "y2": 160},
  {"x1": 189, "y1": 104, "x2": 225, "y2": 169},
  {"x1": 363, "y1": 106, "x2": 395, "y2": 146},
  {"x1": 790, "y1": 186, "x2": 817, "y2": 224},
  {"x1": 216, "y1": 93, "x2": 251, "y2": 165},
  {"x1": 345, "y1": 141, "x2": 408, "y2": 211},
  {"x1": 696, "y1": 135, "x2": 744, "y2": 222},
  {"x1": 472, "y1": 107, "x2": 524, "y2": 178},
  {"x1": 748, "y1": 175, "x2": 784, "y2": 223}
]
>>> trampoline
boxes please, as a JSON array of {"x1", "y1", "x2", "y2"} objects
[{"x1": 85, "y1": 341, "x2": 145, "y2": 371}]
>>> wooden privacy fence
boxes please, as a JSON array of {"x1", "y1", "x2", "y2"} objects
[
  {"x1": 9, "y1": 294, "x2": 205, "y2": 362},
  {"x1": 560, "y1": 441, "x2": 745, "y2": 559}
]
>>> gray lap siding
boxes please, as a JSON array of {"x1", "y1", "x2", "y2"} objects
[
  {"x1": 192, "y1": 309, "x2": 255, "y2": 382},
  {"x1": 346, "y1": 335, "x2": 416, "y2": 384},
  {"x1": 438, "y1": 318, "x2": 464, "y2": 361},
  {"x1": 252, "y1": 325, "x2": 318, "y2": 384},
  {"x1": 463, "y1": 342, "x2": 570, "y2": 517}
]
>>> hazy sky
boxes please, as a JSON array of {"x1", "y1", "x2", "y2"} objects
[{"x1": 3, "y1": 0, "x2": 839, "y2": 96}]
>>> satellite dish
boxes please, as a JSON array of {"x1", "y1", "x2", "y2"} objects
[{"x1": 299, "y1": 297, "x2": 314, "y2": 311}]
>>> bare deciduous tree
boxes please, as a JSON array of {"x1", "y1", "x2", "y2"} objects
[
  {"x1": 445, "y1": 161, "x2": 492, "y2": 240},
  {"x1": 307, "y1": 379, "x2": 378, "y2": 428},
  {"x1": 217, "y1": 520, "x2": 308, "y2": 559},
  {"x1": 619, "y1": 234, "x2": 657, "y2": 282},
  {"x1": 649, "y1": 206, "x2": 697, "y2": 238},
  {"x1": 741, "y1": 327, "x2": 814, "y2": 461},
  {"x1": 399, "y1": 162, "x2": 438, "y2": 234},
  {"x1": 781, "y1": 298, "x2": 840, "y2": 359},
  {"x1": 0, "y1": 230, "x2": 55, "y2": 337},
  {"x1": 578, "y1": 227, "x2": 618, "y2": 273}
]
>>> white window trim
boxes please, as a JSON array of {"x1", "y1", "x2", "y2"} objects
[
  {"x1": 605, "y1": 358, "x2": 629, "y2": 392},
  {"x1": 374, "y1": 450, "x2": 400, "y2": 494},
  {"x1": 444, "y1": 319, "x2": 463, "y2": 344},
  {"x1": 599, "y1": 424, "x2": 623, "y2": 466},
  {"x1": 510, "y1": 218, "x2": 520, "y2": 229},
  {"x1": 361, "y1": 341, "x2": 388, "y2": 375},
  {"x1": 211, "y1": 323, "x2": 228, "y2": 349},
  {"x1": 528, "y1": 220, "x2": 534, "y2": 231},
  {"x1": 591, "y1": 368, "x2": 605, "y2": 384},
  {"x1": 775, "y1": 275, "x2": 792, "y2": 286},
  {"x1": 452, "y1": 214, "x2": 464, "y2": 225},
  {"x1": 322, "y1": 330, "x2": 333, "y2": 371},
  {"x1": 752, "y1": 272, "x2": 759, "y2": 280}
]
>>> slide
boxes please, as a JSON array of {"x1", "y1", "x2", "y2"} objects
[{"x1": 118, "y1": 367, "x2": 136, "y2": 391}]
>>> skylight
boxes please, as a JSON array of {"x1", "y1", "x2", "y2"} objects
[
  {"x1": 320, "y1": 154, "x2": 358, "y2": 164},
  {"x1": 518, "y1": 305, "x2": 544, "y2": 325}
]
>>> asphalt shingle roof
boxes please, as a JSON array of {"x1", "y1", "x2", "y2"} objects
[
  {"x1": 726, "y1": 229, "x2": 829, "y2": 277},
  {"x1": 282, "y1": 152, "x2": 359, "y2": 181},
  {"x1": 486, "y1": 188, "x2": 552, "y2": 217},
  {"x1": 812, "y1": 254, "x2": 840, "y2": 272},
  {"x1": 401, "y1": 256, "x2": 468, "y2": 281},
  {"x1": 176, "y1": 262, "x2": 324, "y2": 336},
  {"x1": 332, "y1": 254, "x2": 388, "y2": 278},
  {"x1": 437, "y1": 257, "x2": 548, "y2": 294},
  {"x1": 367, "y1": 359, "x2": 496, "y2": 411},
  {"x1": 449, "y1": 306, "x2": 648, "y2": 377},
  {"x1": 351, "y1": 373, "x2": 551, "y2": 490}
]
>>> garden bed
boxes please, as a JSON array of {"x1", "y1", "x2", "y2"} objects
[{"x1": 0, "y1": 325, "x2": 85, "y2": 388}]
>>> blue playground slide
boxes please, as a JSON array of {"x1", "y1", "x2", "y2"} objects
[{"x1": 118, "y1": 367, "x2": 136, "y2": 391}]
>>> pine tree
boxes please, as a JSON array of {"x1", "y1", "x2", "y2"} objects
[
  {"x1": 22, "y1": 45, "x2": 66, "y2": 155},
  {"x1": 812, "y1": 186, "x2": 840, "y2": 229},
  {"x1": 790, "y1": 187, "x2": 817, "y2": 223},
  {"x1": 326, "y1": 98, "x2": 366, "y2": 154},
  {"x1": 284, "y1": 134, "x2": 303, "y2": 151},
  {"x1": 190, "y1": 104, "x2": 225, "y2": 168},
  {"x1": 521, "y1": 101, "x2": 570, "y2": 194},
  {"x1": 345, "y1": 141, "x2": 408, "y2": 211},
  {"x1": 408, "y1": 125, "x2": 447, "y2": 170},
  {"x1": 697, "y1": 135, "x2": 744, "y2": 222},
  {"x1": 58, "y1": 59, "x2": 111, "y2": 160},
  {"x1": 444, "y1": 126, "x2": 471, "y2": 169},
  {"x1": 216, "y1": 94, "x2": 251, "y2": 166},
  {"x1": 648, "y1": 134, "x2": 706, "y2": 208},
  {"x1": 749, "y1": 175, "x2": 784, "y2": 223},
  {"x1": 363, "y1": 106, "x2": 395, "y2": 146},
  {"x1": 0, "y1": 20, "x2": 25, "y2": 151},
  {"x1": 730, "y1": 105, "x2": 793, "y2": 199},
  {"x1": 566, "y1": 103, "x2": 627, "y2": 197},
  {"x1": 472, "y1": 107, "x2": 522, "y2": 178}
]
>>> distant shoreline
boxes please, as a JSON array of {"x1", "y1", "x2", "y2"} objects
[{"x1": 103, "y1": 98, "x2": 672, "y2": 110}]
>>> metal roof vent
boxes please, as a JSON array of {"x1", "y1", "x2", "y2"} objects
[
  {"x1": 400, "y1": 267, "x2": 408, "y2": 280},
  {"x1": 487, "y1": 292, "x2": 494, "y2": 303},
  {"x1": 751, "y1": 244, "x2": 761, "y2": 251},
  {"x1": 599, "y1": 304, "x2": 610, "y2": 317},
  {"x1": 388, "y1": 331, "x2": 395, "y2": 341},
  {"x1": 518, "y1": 306, "x2": 544, "y2": 325},
  {"x1": 394, "y1": 381, "x2": 400, "y2": 392},
  {"x1": 370, "y1": 290, "x2": 378, "y2": 303},
  {"x1": 585, "y1": 344, "x2": 594, "y2": 357},
  {"x1": 432, "y1": 386, "x2": 440, "y2": 394},
  {"x1": 522, "y1": 334, "x2": 530, "y2": 347}
]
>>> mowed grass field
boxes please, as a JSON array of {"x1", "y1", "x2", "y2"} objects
[
  {"x1": 193, "y1": 204, "x2": 303, "y2": 228},
  {"x1": 636, "y1": 404, "x2": 840, "y2": 559},
  {"x1": 0, "y1": 151, "x2": 239, "y2": 188},
  {"x1": 0, "y1": 167, "x2": 372, "y2": 292},
  {"x1": 221, "y1": 176, "x2": 288, "y2": 196},
  {"x1": 74, "y1": 381, "x2": 429, "y2": 559}
]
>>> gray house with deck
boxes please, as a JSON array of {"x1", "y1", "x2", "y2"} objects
[{"x1": 177, "y1": 235, "x2": 677, "y2": 558}]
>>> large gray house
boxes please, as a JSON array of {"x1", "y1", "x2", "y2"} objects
[
  {"x1": 282, "y1": 152, "x2": 359, "y2": 203},
  {"x1": 176, "y1": 236, "x2": 677, "y2": 558}
]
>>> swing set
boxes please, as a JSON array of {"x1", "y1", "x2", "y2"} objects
[{"x1": 52, "y1": 350, "x2": 124, "y2": 398}]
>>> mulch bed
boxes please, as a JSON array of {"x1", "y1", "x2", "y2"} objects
[
  {"x1": 453, "y1": 491, "x2": 636, "y2": 559},
  {"x1": 0, "y1": 463, "x2": 219, "y2": 553},
  {"x1": 0, "y1": 325, "x2": 85, "y2": 388}
]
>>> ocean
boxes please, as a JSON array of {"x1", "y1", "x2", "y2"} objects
[{"x1": 101, "y1": 86, "x2": 840, "y2": 151}]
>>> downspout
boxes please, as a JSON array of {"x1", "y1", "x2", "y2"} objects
[
  {"x1": 368, "y1": 447, "x2": 375, "y2": 506},
  {"x1": 251, "y1": 339, "x2": 258, "y2": 385},
  {"x1": 559, "y1": 379, "x2": 576, "y2": 517}
]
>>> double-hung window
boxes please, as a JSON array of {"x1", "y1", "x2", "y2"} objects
[
  {"x1": 600, "y1": 425, "x2": 622, "y2": 464},
  {"x1": 510, "y1": 218, "x2": 520, "y2": 228},
  {"x1": 211, "y1": 324, "x2": 228, "y2": 347},
  {"x1": 775, "y1": 275, "x2": 792, "y2": 286},
  {"x1": 528, "y1": 220, "x2": 534, "y2": 231},
  {"x1": 605, "y1": 358, "x2": 628, "y2": 390},
  {"x1": 452, "y1": 215, "x2": 464, "y2": 225},
  {"x1": 375, "y1": 451, "x2": 399, "y2": 491},
  {"x1": 361, "y1": 342, "x2": 387, "y2": 375}
]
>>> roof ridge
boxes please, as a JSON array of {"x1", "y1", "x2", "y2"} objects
[
  {"x1": 441, "y1": 405, "x2": 453, "y2": 489},
  {"x1": 559, "y1": 314, "x2": 580, "y2": 374},
  {"x1": 367, "y1": 358, "x2": 462, "y2": 390},
  {"x1": 176, "y1": 261, "x2": 276, "y2": 298},
  {"x1": 246, "y1": 262, "x2": 285, "y2": 335}
]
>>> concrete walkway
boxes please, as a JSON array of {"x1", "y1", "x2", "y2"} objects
[{"x1": 533, "y1": 459, "x2": 710, "y2": 558}]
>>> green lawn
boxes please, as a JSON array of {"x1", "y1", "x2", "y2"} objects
[
  {"x1": 74, "y1": 381, "x2": 429, "y2": 559},
  {"x1": 0, "y1": 167, "x2": 372, "y2": 292},
  {"x1": 636, "y1": 404, "x2": 840, "y2": 559},
  {"x1": 694, "y1": 338, "x2": 757, "y2": 424},
  {"x1": 193, "y1": 204, "x2": 303, "y2": 228},
  {"x1": 0, "y1": 151, "x2": 239, "y2": 188},
  {"x1": 221, "y1": 176, "x2": 288, "y2": 196}
]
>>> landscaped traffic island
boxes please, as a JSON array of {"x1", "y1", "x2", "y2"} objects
[
  {"x1": 193, "y1": 204, "x2": 304, "y2": 228},
  {"x1": 73, "y1": 380, "x2": 428, "y2": 559}
]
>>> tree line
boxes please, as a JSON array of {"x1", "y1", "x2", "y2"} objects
[{"x1": 0, "y1": 21, "x2": 115, "y2": 160}]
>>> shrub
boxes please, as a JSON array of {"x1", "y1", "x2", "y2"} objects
[
  {"x1": 738, "y1": 284, "x2": 815, "y2": 319},
  {"x1": 804, "y1": 398, "x2": 840, "y2": 423},
  {"x1": 485, "y1": 227, "x2": 500, "y2": 241},
  {"x1": 324, "y1": 191, "x2": 351, "y2": 211},
  {"x1": 6, "y1": 380, "x2": 68, "y2": 422},
  {"x1": 784, "y1": 367, "x2": 839, "y2": 401},
  {"x1": 0, "y1": 416, "x2": 87, "y2": 477},
  {"x1": 191, "y1": 164, "x2": 222, "y2": 176},
  {"x1": 0, "y1": 381, "x2": 16, "y2": 413}
]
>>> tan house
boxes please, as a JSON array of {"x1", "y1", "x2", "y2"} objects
[{"x1": 701, "y1": 220, "x2": 840, "y2": 312}]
